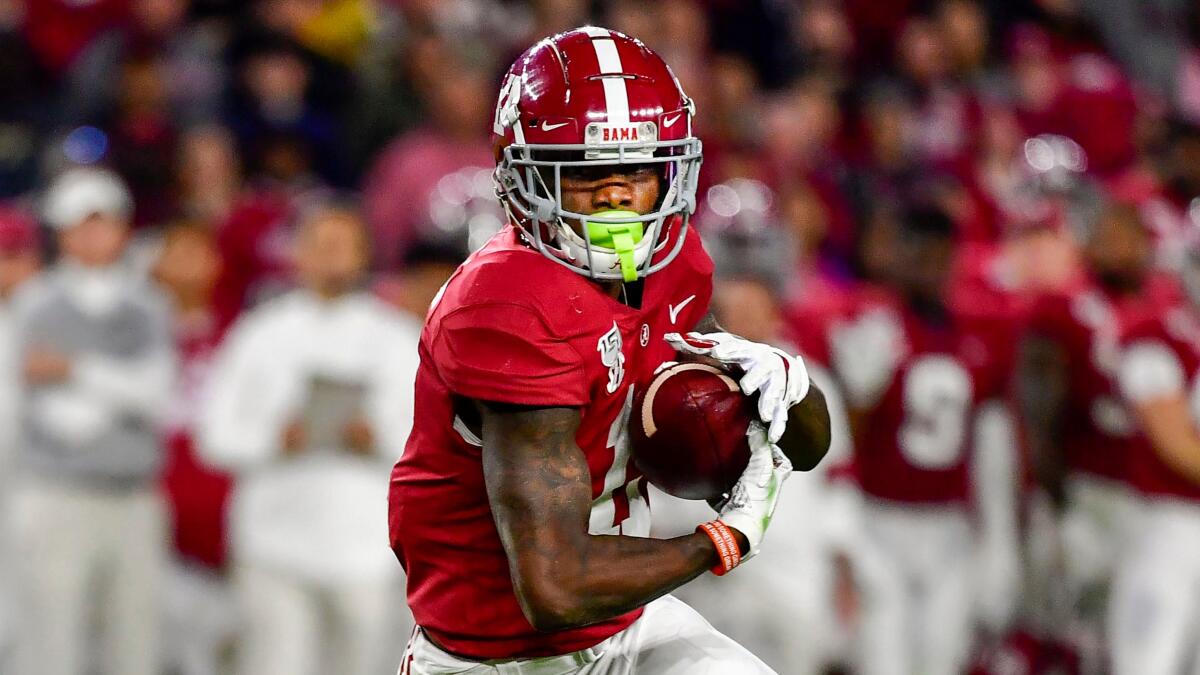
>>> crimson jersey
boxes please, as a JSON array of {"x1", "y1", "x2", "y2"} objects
[
  {"x1": 830, "y1": 299, "x2": 1013, "y2": 504},
  {"x1": 388, "y1": 224, "x2": 712, "y2": 659},
  {"x1": 1026, "y1": 277, "x2": 1179, "y2": 483},
  {"x1": 1118, "y1": 305, "x2": 1200, "y2": 502}
]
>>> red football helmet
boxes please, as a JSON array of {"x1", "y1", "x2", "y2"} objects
[{"x1": 492, "y1": 26, "x2": 703, "y2": 282}]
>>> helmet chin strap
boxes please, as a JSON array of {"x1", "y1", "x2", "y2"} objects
[{"x1": 585, "y1": 210, "x2": 644, "y2": 282}]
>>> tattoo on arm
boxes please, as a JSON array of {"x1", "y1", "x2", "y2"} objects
[{"x1": 479, "y1": 401, "x2": 718, "y2": 631}]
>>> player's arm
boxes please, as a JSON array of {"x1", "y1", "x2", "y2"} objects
[
  {"x1": 673, "y1": 311, "x2": 832, "y2": 471},
  {"x1": 479, "y1": 400, "x2": 732, "y2": 631},
  {"x1": 777, "y1": 382, "x2": 830, "y2": 470},
  {"x1": 1121, "y1": 339, "x2": 1200, "y2": 486},
  {"x1": 1016, "y1": 334, "x2": 1070, "y2": 507},
  {"x1": 1132, "y1": 397, "x2": 1200, "y2": 485}
]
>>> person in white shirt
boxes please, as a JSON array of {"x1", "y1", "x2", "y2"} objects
[
  {"x1": 0, "y1": 207, "x2": 41, "y2": 672},
  {"x1": 199, "y1": 205, "x2": 420, "y2": 675},
  {"x1": 10, "y1": 167, "x2": 176, "y2": 675}
]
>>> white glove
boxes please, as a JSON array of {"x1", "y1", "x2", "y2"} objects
[
  {"x1": 717, "y1": 421, "x2": 792, "y2": 560},
  {"x1": 664, "y1": 332, "x2": 810, "y2": 442}
]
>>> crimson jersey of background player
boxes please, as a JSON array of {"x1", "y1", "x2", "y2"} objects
[
  {"x1": 1109, "y1": 285, "x2": 1200, "y2": 675},
  {"x1": 827, "y1": 205, "x2": 1016, "y2": 675},
  {"x1": 1117, "y1": 305, "x2": 1200, "y2": 502},
  {"x1": 1020, "y1": 203, "x2": 1181, "y2": 493},
  {"x1": 830, "y1": 208, "x2": 1013, "y2": 505},
  {"x1": 389, "y1": 27, "x2": 828, "y2": 674},
  {"x1": 391, "y1": 222, "x2": 712, "y2": 657},
  {"x1": 1022, "y1": 270, "x2": 1180, "y2": 480}
]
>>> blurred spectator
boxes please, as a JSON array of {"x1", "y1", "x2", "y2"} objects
[
  {"x1": 362, "y1": 39, "x2": 492, "y2": 269},
  {"x1": 937, "y1": 0, "x2": 992, "y2": 83},
  {"x1": 228, "y1": 30, "x2": 346, "y2": 186},
  {"x1": 153, "y1": 223, "x2": 238, "y2": 675},
  {"x1": 64, "y1": 0, "x2": 226, "y2": 129},
  {"x1": 0, "y1": 4, "x2": 50, "y2": 197},
  {"x1": 373, "y1": 163, "x2": 499, "y2": 320},
  {"x1": 259, "y1": 0, "x2": 377, "y2": 67},
  {"x1": 21, "y1": 0, "x2": 128, "y2": 77},
  {"x1": 0, "y1": 204, "x2": 40, "y2": 670},
  {"x1": 375, "y1": 238, "x2": 463, "y2": 321},
  {"x1": 176, "y1": 125, "x2": 242, "y2": 227},
  {"x1": 794, "y1": 0, "x2": 856, "y2": 83},
  {"x1": 1077, "y1": 0, "x2": 1190, "y2": 104},
  {"x1": 896, "y1": 14, "x2": 983, "y2": 166},
  {"x1": 843, "y1": 83, "x2": 925, "y2": 225},
  {"x1": 198, "y1": 206, "x2": 419, "y2": 675},
  {"x1": 107, "y1": 53, "x2": 179, "y2": 227},
  {"x1": 10, "y1": 167, "x2": 175, "y2": 675},
  {"x1": 0, "y1": 205, "x2": 40, "y2": 463}
]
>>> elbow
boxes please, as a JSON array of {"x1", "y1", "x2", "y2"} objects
[
  {"x1": 780, "y1": 385, "x2": 832, "y2": 472},
  {"x1": 790, "y1": 439, "x2": 830, "y2": 473},
  {"x1": 513, "y1": 577, "x2": 589, "y2": 632}
]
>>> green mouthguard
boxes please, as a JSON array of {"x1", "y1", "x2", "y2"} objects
[{"x1": 585, "y1": 210, "x2": 644, "y2": 282}]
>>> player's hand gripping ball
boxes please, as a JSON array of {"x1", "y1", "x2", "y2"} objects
[
  {"x1": 664, "y1": 332, "x2": 811, "y2": 443},
  {"x1": 630, "y1": 362, "x2": 754, "y2": 501}
]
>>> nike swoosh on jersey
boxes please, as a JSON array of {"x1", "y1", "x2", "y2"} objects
[
  {"x1": 662, "y1": 114, "x2": 682, "y2": 128},
  {"x1": 540, "y1": 120, "x2": 570, "y2": 131},
  {"x1": 668, "y1": 294, "x2": 697, "y2": 324}
]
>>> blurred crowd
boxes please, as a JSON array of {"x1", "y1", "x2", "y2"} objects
[{"x1": 4, "y1": 0, "x2": 1200, "y2": 674}]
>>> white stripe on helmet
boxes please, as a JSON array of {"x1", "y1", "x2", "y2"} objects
[{"x1": 583, "y1": 27, "x2": 630, "y2": 124}]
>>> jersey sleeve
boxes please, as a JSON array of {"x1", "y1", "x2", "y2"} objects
[
  {"x1": 431, "y1": 302, "x2": 590, "y2": 407},
  {"x1": 1118, "y1": 339, "x2": 1185, "y2": 403}
]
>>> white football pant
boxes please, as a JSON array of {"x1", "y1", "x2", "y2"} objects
[
  {"x1": 1057, "y1": 475, "x2": 1143, "y2": 670},
  {"x1": 399, "y1": 595, "x2": 774, "y2": 675},
  {"x1": 1109, "y1": 499, "x2": 1200, "y2": 675},
  {"x1": 859, "y1": 499, "x2": 975, "y2": 675}
]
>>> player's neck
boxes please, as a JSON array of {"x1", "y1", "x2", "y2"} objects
[{"x1": 598, "y1": 279, "x2": 644, "y2": 308}]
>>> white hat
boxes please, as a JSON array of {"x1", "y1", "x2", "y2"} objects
[{"x1": 42, "y1": 167, "x2": 134, "y2": 231}]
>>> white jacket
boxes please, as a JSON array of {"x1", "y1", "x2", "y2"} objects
[{"x1": 198, "y1": 290, "x2": 420, "y2": 584}]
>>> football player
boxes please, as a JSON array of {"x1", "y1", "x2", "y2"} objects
[
  {"x1": 1109, "y1": 242, "x2": 1200, "y2": 675},
  {"x1": 1018, "y1": 201, "x2": 1178, "y2": 669},
  {"x1": 828, "y1": 205, "x2": 1021, "y2": 675},
  {"x1": 388, "y1": 28, "x2": 831, "y2": 674}
]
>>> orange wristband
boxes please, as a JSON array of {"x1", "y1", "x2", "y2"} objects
[{"x1": 697, "y1": 520, "x2": 741, "y2": 575}]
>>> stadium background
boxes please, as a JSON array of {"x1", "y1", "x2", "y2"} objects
[{"x1": 2, "y1": 0, "x2": 1199, "y2": 673}]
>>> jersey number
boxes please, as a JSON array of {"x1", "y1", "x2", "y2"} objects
[
  {"x1": 898, "y1": 356, "x2": 973, "y2": 469},
  {"x1": 588, "y1": 387, "x2": 650, "y2": 536}
]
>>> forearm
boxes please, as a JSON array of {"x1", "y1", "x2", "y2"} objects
[
  {"x1": 522, "y1": 531, "x2": 723, "y2": 630},
  {"x1": 1138, "y1": 398, "x2": 1200, "y2": 487},
  {"x1": 482, "y1": 401, "x2": 736, "y2": 631},
  {"x1": 73, "y1": 351, "x2": 174, "y2": 420}
]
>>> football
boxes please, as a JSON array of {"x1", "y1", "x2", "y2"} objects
[{"x1": 630, "y1": 362, "x2": 753, "y2": 501}]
